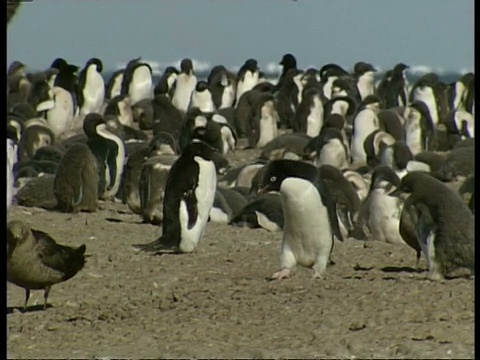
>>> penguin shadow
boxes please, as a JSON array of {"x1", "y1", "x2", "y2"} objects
[
  {"x1": 380, "y1": 266, "x2": 424, "y2": 274},
  {"x1": 7, "y1": 304, "x2": 53, "y2": 314}
]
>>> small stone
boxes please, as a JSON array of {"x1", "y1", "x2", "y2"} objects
[{"x1": 349, "y1": 321, "x2": 366, "y2": 331}]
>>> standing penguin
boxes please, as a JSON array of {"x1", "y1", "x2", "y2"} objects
[
  {"x1": 171, "y1": 58, "x2": 197, "y2": 114},
  {"x1": 7, "y1": 136, "x2": 19, "y2": 211},
  {"x1": 353, "y1": 62, "x2": 377, "y2": 101},
  {"x1": 189, "y1": 81, "x2": 215, "y2": 113},
  {"x1": 256, "y1": 159, "x2": 343, "y2": 280},
  {"x1": 53, "y1": 142, "x2": 99, "y2": 213},
  {"x1": 394, "y1": 171, "x2": 474, "y2": 280},
  {"x1": 77, "y1": 58, "x2": 105, "y2": 116},
  {"x1": 382, "y1": 63, "x2": 409, "y2": 108},
  {"x1": 133, "y1": 139, "x2": 217, "y2": 254},
  {"x1": 235, "y1": 59, "x2": 260, "y2": 106},
  {"x1": 294, "y1": 87, "x2": 324, "y2": 137},
  {"x1": 106, "y1": 69, "x2": 124, "y2": 100},
  {"x1": 303, "y1": 128, "x2": 350, "y2": 170},
  {"x1": 83, "y1": 113, "x2": 126, "y2": 201},
  {"x1": 208, "y1": 67, "x2": 237, "y2": 109},
  {"x1": 121, "y1": 59, "x2": 154, "y2": 106},
  {"x1": 274, "y1": 53, "x2": 297, "y2": 91}
]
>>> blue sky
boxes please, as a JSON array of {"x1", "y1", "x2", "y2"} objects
[{"x1": 7, "y1": 0, "x2": 474, "y2": 74}]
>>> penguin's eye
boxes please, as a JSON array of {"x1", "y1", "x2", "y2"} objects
[{"x1": 270, "y1": 176, "x2": 277, "y2": 183}]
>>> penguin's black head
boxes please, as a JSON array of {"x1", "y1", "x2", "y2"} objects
[
  {"x1": 396, "y1": 171, "x2": 431, "y2": 194},
  {"x1": 244, "y1": 59, "x2": 259, "y2": 72},
  {"x1": 257, "y1": 159, "x2": 317, "y2": 194},
  {"x1": 195, "y1": 81, "x2": 209, "y2": 92},
  {"x1": 326, "y1": 95, "x2": 357, "y2": 117},
  {"x1": 149, "y1": 131, "x2": 179, "y2": 155},
  {"x1": 279, "y1": 53, "x2": 297, "y2": 69},
  {"x1": 8, "y1": 60, "x2": 26, "y2": 76},
  {"x1": 87, "y1": 58, "x2": 103, "y2": 73},
  {"x1": 362, "y1": 94, "x2": 382, "y2": 107},
  {"x1": 319, "y1": 63, "x2": 348, "y2": 81},
  {"x1": 393, "y1": 63, "x2": 409, "y2": 73},
  {"x1": 459, "y1": 72, "x2": 474, "y2": 85},
  {"x1": 164, "y1": 66, "x2": 179, "y2": 76},
  {"x1": 369, "y1": 165, "x2": 401, "y2": 192},
  {"x1": 324, "y1": 113, "x2": 346, "y2": 131},
  {"x1": 353, "y1": 62, "x2": 376, "y2": 75},
  {"x1": 64, "y1": 64, "x2": 79, "y2": 75},
  {"x1": 50, "y1": 58, "x2": 68, "y2": 70},
  {"x1": 83, "y1": 113, "x2": 105, "y2": 138},
  {"x1": 180, "y1": 58, "x2": 194, "y2": 74},
  {"x1": 391, "y1": 141, "x2": 414, "y2": 170},
  {"x1": 182, "y1": 137, "x2": 216, "y2": 160}
]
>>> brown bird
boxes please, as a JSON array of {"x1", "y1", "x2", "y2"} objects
[{"x1": 7, "y1": 220, "x2": 86, "y2": 311}]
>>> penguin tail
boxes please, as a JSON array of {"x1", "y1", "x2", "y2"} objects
[{"x1": 132, "y1": 237, "x2": 179, "y2": 254}]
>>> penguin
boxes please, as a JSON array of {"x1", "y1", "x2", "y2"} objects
[
  {"x1": 7, "y1": 137, "x2": 18, "y2": 211},
  {"x1": 350, "y1": 95, "x2": 382, "y2": 165},
  {"x1": 7, "y1": 220, "x2": 86, "y2": 311},
  {"x1": 154, "y1": 66, "x2": 179, "y2": 97},
  {"x1": 208, "y1": 68, "x2": 237, "y2": 109},
  {"x1": 409, "y1": 73, "x2": 443, "y2": 126},
  {"x1": 342, "y1": 168, "x2": 370, "y2": 203},
  {"x1": 330, "y1": 77, "x2": 362, "y2": 105},
  {"x1": 215, "y1": 186, "x2": 249, "y2": 221},
  {"x1": 323, "y1": 95, "x2": 357, "y2": 124},
  {"x1": 235, "y1": 59, "x2": 260, "y2": 106},
  {"x1": 318, "y1": 164, "x2": 361, "y2": 239},
  {"x1": 120, "y1": 145, "x2": 149, "y2": 215},
  {"x1": 105, "y1": 69, "x2": 124, "y2": 100},
  {"x1": 448, "y1": 72, "x2": 474, "y2": 111},
  {"x1": 249, "y1": 93, "x2": 279, "y2": 148},
  {"x1": 259, "y1": 133, "x2": 312, "y2": 161},
  {"x1": 303, "y1": 128, "x2": 350, "y2": 170},
  {"x1": 53, "y1": 142, "x2": 99, "y2": 213},
  {"x1": 274, "y1": 53, "x2": 297, "y2": 91},
  {"x1": 293, "y1": 87, "x2": 324, "y2": 137},
  {"x1": 121, "y1": 59, "x2": 153, "y2": 106},
  {"x1": 77, "y1": 58, "x2": 105, "y2": 116},
  {"x1": 398, "y1": 192, "x2": 424, "y2": 268},
  {"x1": 32, "y1": 144, "x2": 66, "y2": 164},
  {"x1": 14, "y1": 173, "x2": 57, "y2": 210},
  {"x1": 228, "y1": 192, "x2": 284, "y2": 232},
  {"x1": 133, "y1": 139, "x2": 217, "y2": 254},
  {"x1": 235, "y1": 162, "x2": 267, "y2": 188},
  {"x1": 256, "y1": 159, "x2": 343, "y2": 280},
  {"x1": 171, "y1": 58, "x2": 197, "y2": 114},
  {"x1": 356, "y1": 166, "x2": 406, "y2": 245},
  {"x1": 319, "y1": 63, "x2": 349, "y2": 101},
  {"x1": 51, "y1": 59, "x2": 79, "y2": 112},
  {"x1": 27, "y1": 79, "x2": 54, "y2": 115},
  {"x1": 18, "y1": 124, "x2": 55, "y2": 161},
  {"x1": 189, "y1": 81, "x2": 215, "y2": 113},
  {"x1": 376, "y1": 108, "x2": 406, "y2": 141},
  {"x1": 44, "y1": 85, "x2": 76, "y2": 139},
  {"x1": 139, "y1": 154, "x2": 177, "y2": 225},
  {"x1": 404, "y1": 100, "x2": 437, "y2": 155},
  {"x1": 382, "y1": 63, "x2": 409, "y2": 108},
  {"x1": 131, "y1": 98, "x2": 154, "y2": 130},
  {"x1": 353, "y1": 62, "x2": 377, "y2": 101},
  {"x1": 394, "y1": 171, "x2": 474, "y2": 280},
  {"x1": 234, "y1": 89, "x2": 264, "y2": 138},
  {"x1": 104, "y1": 94, "x2": 134, "y2": 127},
  {"x1": 446, "y1": 109, "x2": 475, "y2": 141},
  {"x1": 181, "y1": 119, "x2": 224, "y2": 154},
  {"x1": 363, "y1": 129, "x2": 396, "y2": 167},
  {"x1": 432, "y1": 145, "x2": 474, "y2": 182},
  {"x1": 210, "y1": 113, "x2": 237, "y2": 154},
  {"x1": 84, "y1": 113, "x2": 126, "y2": 201},
  {"x1": 275, "y1": 68, "x2": 300, "y2": 129},
  {"x1": 379, "y1": 141, "x2": 414, "y2": 178},
  {"x1": 151, "y1": 94, "x2": 184, "y2": 139}
]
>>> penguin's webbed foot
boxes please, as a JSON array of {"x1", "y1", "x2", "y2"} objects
[
  {"x1": 132, "y1": 238, "x2": 179, "y2": 254},
  {"x1": 269, "y1": 268, "x2": 291, "y2": 281}
]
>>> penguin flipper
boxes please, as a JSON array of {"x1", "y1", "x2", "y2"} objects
[{"x1": 132, "y1": 237, "x2": 180, "y2": 254}]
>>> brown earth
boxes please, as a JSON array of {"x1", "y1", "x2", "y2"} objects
[{"x1": 7, "y1": 147, "x2": 474, "y2": 359}]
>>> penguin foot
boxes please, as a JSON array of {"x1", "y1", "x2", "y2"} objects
[
  {"x1": 269, "y1": 268, "x2": 291, "y2": 281},
  {"x1": 132, "y1": 238, "x2": 178, "y2": 254}
]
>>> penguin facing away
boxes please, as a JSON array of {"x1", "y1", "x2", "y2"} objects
[
  {"x1": 133, "y1": 140, "x2": 217, "y2": 254},
  {"x1": 77, "y1": 58, "x2": 105, "y2": 116},
  {"x1": 256, "y1": 159, "x2": 343, "y2": 280},
  {"x1": 394, "y1": 171, "x2": 474, "y2": 280},
  {"x1": 171, "y1": 58, "x2": 197, "y2": 114}
]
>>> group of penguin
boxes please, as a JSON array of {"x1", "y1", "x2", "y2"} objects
[{"x1": 7, "y1": 52, "x2": 475, "y2": 310}]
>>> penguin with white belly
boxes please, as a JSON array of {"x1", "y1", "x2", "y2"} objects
[
  {"x1": 77, "y1": 58, "x2": 105, "y2": 116},
  {"x1": 256, "y1": 159, "x2": 343, "y2": 280},
  {"x1": 133, "y1": 139, "x2": 217, "y2": 254}
]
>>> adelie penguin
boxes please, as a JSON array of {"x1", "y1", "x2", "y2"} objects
[
  {"x1": 120, "y1": 58, "x2": 153, "y2": 106},
  {"x1": 392, "y1": 171, "x2": 474, "y2": 280},
  {"x1": 154, "y1": 66, "x2": 179, "y2": 97},
  {"x1": 293, "y1": 87, "x2": 324, "y2": 137},
  {"x1": 83, "y1": 113, "x2": 126, "y2": 201},
  {"x1": 353, "y1": 62, "x2": 377, "y2": 101},
  {"x1": 77, "y1": 58, "x2": 105, "y2": 116},
  {"x1": 207, "y1": 66, "x2": 236, "y2": 109},
  {"x1": 274, "y1": 53, "x2": 297, "y2": 92},
  {"x1": 171, "y1": 58, "x2": 197, "y2": 114},
  {"x1": 235, "y1": 59, "x2": 260, "y2": 106},
  {"x1": 106, "y1": 69, "x2": 124, "y2": 100},
  {"x1": 53, "y1": 142, "x2": 99, "y2": 213},
  {"x1": 189, "y1": 81, "x2": 215, "y2": 113},
  {"x1": 133, "y1": 139, "x2": 217, "y2": 254},
  {"x1": 256, "y1": 159, "x2": 343, "y2": 280},
  {"x1": 303, "y1": 128, "x2": 350, "y2": 170},
  {"x1": 404, "y1": 100, "x2": 437, "y2": 156}
]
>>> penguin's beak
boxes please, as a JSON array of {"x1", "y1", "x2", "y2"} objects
[{"x1": 388, "y1": 188, "x2": 403, "y2": 197}]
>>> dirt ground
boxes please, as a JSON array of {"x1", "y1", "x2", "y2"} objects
[{"x1": 7, "y1": 148, "x2": 474, "y2": 359}]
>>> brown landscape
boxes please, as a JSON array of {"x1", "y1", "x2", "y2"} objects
[{"x1": 7, "y1": 148, "x2": 474, "y2": 360}]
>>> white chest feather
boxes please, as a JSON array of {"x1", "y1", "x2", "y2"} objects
[
  {"x1": 367, "y1": 189, "x2": 404, "y2": 244},
  {"x1": 129, "y1": 66, "x2": 153, "y2": 106},
  {"x1": 280, "y1": 178, "x2": 332, "y2": 266},
  {"x1": 357, "y1": 71, "x2": 375, "y2": 100},
  {"x1": 172, "y1": 74, "x2": 197, "y2": 113},
  {"x1": 306, "y1": 96, "x2": 323, "y2": 137},
  {"x1": 236, "y1": 71, "x2": 259, "y2": 103},
  {"x1": 318, "y1": 139, "x2": 348, "y2": 169},
  {"x1": 190, "y1": 91, "x2": 215, "y2": 113},
  {"x1": 256, "y1": 101, "x2": 278, "y2": 148},
  {"x1": 46, "y1": 86, "x2": 75, "y2": 138},
  {"x1": 178, "y1": 157, "x2": 217, "y2": 252},
  {"x1": 81, "y1": 67, "x2": 105, "y2": 115},
  {"x1": 220, "y1": 84, "x2": 235, "y2": 109},
  {"x1": 351, "y1": 109, "x2": 380, "y2": 164},
  {"x1": 411, "y1": 87, "x2": 439, "y2": 125},
  {"x1": 7, "y1": 140, "x2": 17, "y2": 210},
  {"x1": 323, "y1": 76, "x2": 337, "y2": 100},
  {"x1": 404, "y1": 110, "x2": 423, "y2": 155}
]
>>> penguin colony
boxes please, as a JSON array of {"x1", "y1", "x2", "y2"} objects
[{"x1": 7, "y1": 55, "x2": 474, "y2": 309}]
